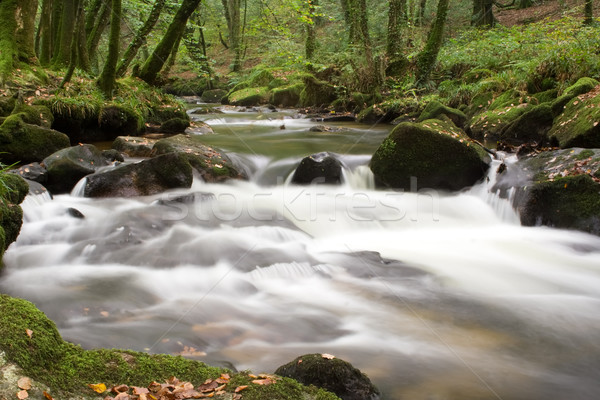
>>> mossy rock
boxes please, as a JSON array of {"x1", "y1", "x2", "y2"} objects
[
  {"x1": 11, "y1": 102, "x2": 54, "y2": 128},
  {"x1": 0, "y1": 174, "x2": 28, "y2": 259},
  {"x1": 42, "y1": 144, "x2": 110, "y2": 194},
  {"x1": 417, "y1": 100, "x2": 467, "y2": 128},
  {"x1": 300, "y1": 75, "x2": 337, "y2": 108},
  {"x1": 153, "y1": 134, "x2": 247, "y2": 182},
  {"x1": 112, "y1": 136, "x2": 157, "y2": 157},
  {"x1": 465, "y1": 92, "x2": 494, "y2": 118},
  {"x1": 532, "y1": 88, "x2": 558, "y2": 105},
  {"x1": 201, "y1": 89, "x2": 227, "y2": 103},
  {"x1": 385, "y1": 56, "x2": 409, "y2": 77},
  {"x1": 162, "y1": 76, "x2": 210, "y2": 96},
  {"x1": 370, "y1": 118, "x2": 490, "y2": 191},
  {"x1": 468, "y1": 103, "x2": 532, "y2": 142},
  {"x1": 160, "y1": 117, "x2": 190, "y2": 133},
  {"x1": 228, "y1": 87, "x2": 270, "y2": 106},
  {"x1": 499, "y1": 103, "x2": 554, "y2": 145},
  {"x1": 551, "y1": 77, "x2": 600, "y2": 117},
  {"x1": 547, "y1": 85, "x2": 600, "y2": 148},
  {"x1": 0, "y1": 114, "x2": 70, "y2": 164},
  {"x1": 275, "y1": 354, "x2": 379, "y2": 400},
  {"x1": 98, "y1": 105, "x2": 144, "y2": 138},
  {"x1": 148, "y1": 105, "x2": 189, "y2": 125},
  {"x1": 0, "y1": 295, "x2": 340, "y2": 399},
  {"x1": 270, "y1": 83, "x2": 304, "y2": 108},
  {"x1": 0, "y1": 96, "x2": 16, "y2": 117}
]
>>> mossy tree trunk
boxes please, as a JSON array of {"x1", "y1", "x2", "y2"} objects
[
  {"x1": 86, "y1": 1, "x2": 110, "y2": 72},
  {"x1": 36, "y1": 0, "x2": 53, "y2": 65},
  {"x1": 116, "y1": 0, "x2": 167, "y2": 78},
  {"x1": 584, "y1": 0, "x2": 594, "y2": 25},
  {"x1": 417, "y1": 0, "x2": 427, "y2": 25},
  {"x1": 97, "y1": 0, "x2": 121, "y2": 98},
  {"x1": 139, "y1": 0, "x2": 204, "y2": 85},
  {"x1": 0, "y1": 0, "x2": 39, "y2": 85},
  {"x1": 387, "y1": 0, "x2": 407, "y2": 58},
  {"x1": 221, "y1": 0, "x2": 243, "y2": 72},
  {"x1": 305, "y1": 0, "x2": 318, "y2": 60},
  {"x1": 415, "y1": 0, "x2": 450, "y2": 86},
  {"x1": 52, "y1": 0, "x2": 77, "y2": 67},
  {"x1": 472, "y1": 0, "x2": 495, "y2": 27}
]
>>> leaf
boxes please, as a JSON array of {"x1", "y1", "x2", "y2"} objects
[
  {"x1": 251, "y1": 378, "x2": 275, "y2": 386},
  {"x1": 18, "y1": 377, "x2": 32, "y2": 390},
  {"x1": 112, "y1": 384, "x2": 129, "y2": 393},
  {"x1": 234, "y1": 385, "x2": 248, "y2": 393},
  {"x1": 43, "y1": 392, "x2": 54, "y2": 400},
  {"x1": 25, "y1": 329, "x2": 33, "y2": 338},
  {"x1": 321, "y1": 353, "x2": 336, "y2": 360},
  {"x1": 17, "y1": 390, "x2": 29, "y2": 400},
  {"x1": 88, "y1": 383, "x2": 107, "y2": 393}
]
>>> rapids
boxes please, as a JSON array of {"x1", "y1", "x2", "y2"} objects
[{"x1": 2, "y1": 106, "x2": 600, "y2": 399}]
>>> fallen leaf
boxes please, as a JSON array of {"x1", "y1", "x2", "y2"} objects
[
  {"x1": 132, "y1": 387, "x2": 149, "y2": 395},
  {"x1": 112, "y1": 384, "x2": 129, "y2": 393},
  {"x1": 252, "y1": 378, "x2": 275, "y2": 386},
  {"x1": 234, "y1": 385, "x2": 248, "y2": 393},
  {"x1": 198, "y1": 380, "x2": 218, "y2": 392},
  {"x1": 25, "y1": 329, "x2": 33, "y2": 338},
  {"x1": 43, "y1": 391, "x2": 54, "y2": 400},
  {"x1": 18, "y1": 377, "x2": 32, "y2": 390},
  {"x1": 322, "y1": 353, "x2": 336, "y2": 359},
  {"x1": 100, "y1": 311, "x2": 109, "y2": 317},
  {"x1": 17, "y1": 390, "x2": 29, "y2": 400},
  {"x1": 88, "y1": 383, "x2": 107, "y2": 393}
]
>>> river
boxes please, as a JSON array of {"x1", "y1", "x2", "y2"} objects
[{"x1": 2, "y1": 105, "x2": 600, "y2": 399}]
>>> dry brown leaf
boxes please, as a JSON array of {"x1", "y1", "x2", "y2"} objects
[
  {"x1": 234, "y1": 385, "x2": 248, "y2": 393},
  {"x1": 198, "y1": 380, "x2": 218, "y2": 393},
  {"x1": 252, "y1": 378, "x2": 275, "y2": 386},
  {"x1": 17, "y1": 390, "x2": 29, "y2": 400},
  {"x1": 88, "y1": 383, "x2": 107, "y2": 393},
  {"x1": 132, "y1": 387, "x2": 149, "y2": 395},
  {"x1": 321, "y1": 353, "x2": 336, "y2": 360},
  {"x1": 43, "y1": 391, "x2": 54, "y2": 400},
  {"x1": 114, "y1": 393, "x2": 130, "y2": 400},
  {"x1": 17, "y1": 377, "x2": 32, "y2": 390},
  {"x1": 25, "y1": 329, "x2": 33, "y2": 338}
]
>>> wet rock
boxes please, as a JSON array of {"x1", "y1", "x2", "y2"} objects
[
  {"x1": 153, "y1": 134, "x2": 246, "y2": 182},
  {"x1": 42, "y1": 144, "x2": 109, "y2": 194},
  {"x1": 185, "y1": 121, "x2": 215, "y2": 135},
  {"x1": 112, "y1": 136, "x2": 158, "y2": 158},
  {"x1": 275, "y1": 353, "x2": 380, "y2": 400},
  {"x1": 84, "y1": 153, "x2": 194, "y2": 198},
  {"x1": 370, "y1": 118, "x2": 490, "y2": 191},
  {"x1": 291, "y1": 152, "x2": 343, "y2": 185},
  {"x1": 499, "y1": 103, "x2": 554, "y2": 146},
  {"x1": 9, "y1": 162, "x2": 48, "y2": 184},
  {"x1": 102, "y1": 149, "x2": 125, "y2": 162},
  {"x1": 67, "y1": 208, "x2": 85, "y2": 219},
  {"x1": 201, "y1": 89, "x2": 227, "y2": 103},
  {"x1": 300, "y1": 75, "x2": 337, "y2": 108},
  {"x1": 309, "y1": 125, "x2": 345, "y2": 133},
  {"x1": 160, "y1": 118, "x2": 190, "y2": 134}
]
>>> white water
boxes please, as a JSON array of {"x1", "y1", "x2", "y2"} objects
[{"x1": 2, "y1": 112, "x2": 600, "y2": 399}]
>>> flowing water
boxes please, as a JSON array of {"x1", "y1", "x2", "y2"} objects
[{"x1": 2, "y1": 106, "x2": 600, "y2": 399}]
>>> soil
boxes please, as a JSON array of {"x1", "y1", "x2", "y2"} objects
[{"x1": 496, "y1": 0, "x2": 600, "y2": 26}]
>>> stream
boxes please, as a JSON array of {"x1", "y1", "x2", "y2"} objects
[{"x1": 2, "y1": 105, "x2": 600, "y2": 399}]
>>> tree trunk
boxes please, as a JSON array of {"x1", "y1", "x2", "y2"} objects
[
  {"x1": 584, "y1": 0, "x2": 594, "y2": 25},
  {"x1": 87, "y1": 1, "x2": 110, "y2": 69},
  {"x1": 97, "y1": 0, "x2": 121, "y2": 98},
  {"x1": 139, "y1": 0, "x2": 204, "y2": 85},
  {"x1": 60, "y1": 1, "x2": 84, "y2": 88},
  {"x1": 387, "y1": 0, "x2": 407, "y2": 58},
  {"x1": 415, "y1": 0, "x2": 450, "y2": 86},
  {"x1": 162, "y1": 30, "x2": 184, "y2": 78},
  {"x1": 472, "y1": 0, "x2": 495, "y2": 27},
  {"x1": 418, "y1": 0, "x2": 427, "y2": 25},
  {"x1": 305, "y1": 0, "x2": 318, "y2": 60},
  {"x1": 221, "y1": 0, "x2": 242, "y2": 71},
  {"x1": 116, "y1": 0, "x2": 167, "y2": 77},
  {"x1": 53, "y1": 0, "x2": 77, "y2": 67},
  {"x1": 0, "y1": 0, "x2": 39, "y2": 84},
  {"x1": 37, "y1": 0, "x2": 54, "y2": 65}
]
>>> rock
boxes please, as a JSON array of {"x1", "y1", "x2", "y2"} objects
[
  {"x1": 102, "y1": 149, "x2": 125, "y2": 162},
  {"x1": 417, "y1": 100, "x2": 467, "y2": 128},
  {"x1": 547, "y1": 84, "x2": 600, "y2": 148},
  {"x1": 160, "y1": 118, "x2": 190, "y2": 134},
  {"x1": 185, "y1": 121, "x2": 214, "y2": 135},
  {"x1": 67, "y1": 207, "x2": 85, "y2": 219},
  {"x1": 0, "y1": 175, "x2": 28, "y2": 258},
  {"x1": 42, "y1": 144, "x2": 109, "y2": 194},
  {"x1": 112, "y1": 136, "x2": 158, "y2": 157},
  {"x1": 270, "y1": 84, "x2": 303, "y2": 108},
  {"x1": 551, "y1": 77, "x2": 599, "y2": 116},
  {"x1": 189, "y1": 106, "x2": 223, "y2": 115},
  {"x1": 201, "y1": 89, "x2": 227, "y2": 103},
  {"x1": 0, "y1": 114, "x2": 70, "y2": 164},
  {"x1": 309, "y1": 125, "x2": 345, "y2": 133},
  {"x1": 291, "y1": 152, "x2": 343, "y2": 185},
  {"x1": 300, "y1": 75, "x2": 337, "y2": 108},
  {"x1": 84, "y1": 152, "x2": 194, "y2": 198},
  {"x1": 468, "y1": 103, "x2": 532, "y2": 142},
  {"x1": 9, "y1": 162, "x2": 48, "y2": 184},
  {"x1": 153, "y1": 134, "x2": 246, "y2": 182},
  {"x1": 228, "y1": 87, "x2": 270, "y2": 107},
  {"x1": 98, "y1": 105, "x2": 144, "y2": 138},
  {"x1": 494, "y1": 148, "x2": 600, "y2": 235},
  {"x1": 370, "y1": 118, "x2": 491, "y2": 191},
  {"x1": 498, "y1": 103, "x2": 554, "y2": 145},
  {"x1": 275, "y1": 353, "x2": 380, "y2": 400}
]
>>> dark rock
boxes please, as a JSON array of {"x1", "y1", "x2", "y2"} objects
[
  {"x1": 112, "y1": 136, "x2": 157, "y2": 158},
  {"x1": 370, "y1": 119, "x2": 491, "y2": 191},
  {"x1": 84, "y1": 152, "x2": 194, "y2": 198},
  {"x1": 160, "y1": 118, "x2": 190, "y2": 134},
  {"x1": 300, "y1": 75, "x2": 337, "y2": 108},
  {"x1": 98, "y1": 105, "x2": 144, "y2": 138},
  {"x1": 42, "y1": 144, "x2": 109, "y2": 194},
  {"x1": 309, "y1": 125, "x2": 345, "y2": 133},
  {"x1": 275, "y1": 353, "x2": 380, "y2": 400},
  {"x1": 153, "y1": 134, "x2": 246, "y2": 182},
  {"x1": 201, "y1": 89, "x2": 227, "y2": 103},
  {"x1": 67, "y1": 208, "x2": 85, "y2": 219},
  {"x1": 9, "y1": 162, "x2": 48, "y2": 184},
  {"x1": 102, "y1": 149, "x2": 124, "y2": 162},
  {"x1": 499, "y1": 103, "x2": 554, "y2": 145},
  {"x1": 291, "y1": 152, "x2": 343, "y2": 185},
  {"x1": 0, "y1": 114, "x2": 70, "y2": 164}
]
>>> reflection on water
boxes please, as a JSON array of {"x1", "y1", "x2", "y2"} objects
[{"x1": 2, "y1": 107, "x2": 600, "y2": 400}]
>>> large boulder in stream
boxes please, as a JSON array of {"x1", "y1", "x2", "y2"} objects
[
  {"x1": 113, "y1": 136, "x2": 158, "y2": 157},
  {"x1": 42, "y1": 144, "x2": 110, "y2": 194},
  {"x1": 275, "y1": 353, "x2": 380, "y2": 400},
  {"x1": 494, "y1": 148, "x2": 600, "y2": 235},
  {"x1": 84, "y1": 152, "x2": 194, "y2": 198},
  {"x1": 291, "y1": 152, "x2": 343, "y2": 185},
  {"x1": 370, "y1": 118, "x2": 491, "y2": 191},
  {"x1": 153, "y1": 134, "x2": 247, "y2": 182}
]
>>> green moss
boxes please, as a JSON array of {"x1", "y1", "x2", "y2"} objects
[
  {"x1": 576, "y1": 149, "x2": 595, "y2": 160},
  {"x1": 228, "y1": 87, "x2": 270, "y2": 106},
  {"x1": 564, "y1": 77, "x2": 599, "y2": 97},
  {"x1": 228, "y1": 373, "x2": 340, "y2": 400},
  {"x1": 499, "y1": 103, "x2": 554, "y2": 145},
  {"x1": 469, "y1": 103, "x2": 532, "y2": 141},
  {"x1": 160, "y1": 117, "x2": 190, "y2": 133},
  {"x1": 532, "y1": 89, "x2": 559, "y2": 104},
  {"x1": 299, "y1": 75, "x2": 337, "y2": 108},
  {"x1": 417, "y1": 100, "x2": 467, "y2": 128},
  {"x1": 548, "y1": 89, "x2": 600, "y2": 148},
  {"x1": 270, "y1": 83, "x2": 304, "y2": 107}
]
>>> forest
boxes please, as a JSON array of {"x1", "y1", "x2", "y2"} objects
[{"x1": 1, "y1": 0, "x2": 600, "y2": 399}]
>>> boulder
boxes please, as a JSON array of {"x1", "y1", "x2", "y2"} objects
[
  {"x1": 0, "y1": 114, "x2": 70, "y2": 164},
  {"x1": 498, "y1": 103, "x2": 554, "y2": 145},
  {"x1": 291, "y1": 152, "x2": 343, "y2": 185},
  {"x1": 547, "y1": 85, "x2": 600, "y2": 148},
  {"x1": 228, "y1": 87, "x2": 270, "y2": 107},
  {"x1": 270, "y1": 83, "x2": 303, "y2": 108},
  {"x1": 417, "y1": 100, "x2": 466, "y2": 128},
  {"x1": 309, "y1": 125, "x2": 346, "y2": 133},
  {"x1": 112, "y1": 136, "x2": 158, "y2": 157},
  {"x1": 0, "y1": 174, "x2": 28, "y2": 258},
  {"x1": 98, "y1": 105, "x2": 144, "y2": 138},
  {"x1": 186, "y1": 121, "x2": 215, "y2": 135},
  {"x1": 84, "y1": 152, "x2": 194, "y2": 198},
  {"x1": 160, "y1": 117, "x2": 190, "y2": 133},
  {"x1": 551, "y1": 77, "x2": 599, "y2": 116},
  {"x1": 370, "y1": 118, "x2": 491, "y2": 191},
  {"x1": 9, "y1": 162, "x2": 48, "y2": 184},
  {"x1": 201, "y1": 89, "x2": 227, "y2": 103},
  {"x1": 152, "y1": 134, "x2": 246, "y2": 182},
  {"x1": 42, "y1": 144, "x2": 109, "y2": 194},
  {"x1": 300, "y1": 75, "x2": 337, "y2": 108},
  {"x1": 494, "y1": 148, "x2": 600, "y2": 235},
  {"x1": 468, "y1": 103, "x2": 532, "y2": 142},
  {"x1": 275, "y1": 353, "x2": 380, "y2": 400}
]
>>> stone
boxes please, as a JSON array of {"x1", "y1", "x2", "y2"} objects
[{"x1": 291, "y1": 152, "x2": 343, "y2": 185}]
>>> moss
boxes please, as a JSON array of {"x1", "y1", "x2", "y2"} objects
[
  {"x1": 228, "y1": 373, "x2": 340, "y2": 400},
  {"x1": 98, "y1": 104, "x2": 145, "y2": 136},
  {"x1": 468, "y1": 103, "x2": 532, "y2": 142},
  {"x1": 299, "y1": 75, "x2": 337, "y2": 108},
  {"x1": 548, "y1": 88, "x2": 600, "y2": 148},
  {"x1": 576, "y1": 149, "x2": 595, "y2": 160},
  {"x1": 160, "y1": 117, "x2": 190, "y2": 133},
  {"x1": 499, "y1": 103, "x2": 554, "y2": 145},
  {"x1": 564, "y1": 77, "x2": 599, "y2": 97},
  {"x1": 532, "y1": 88, "x2": 558, "y2": 104},
  {"x1": 270, "y1": 83, "x2": 304, "y2": 108},
  {"x1": 228, "y1": 87, "x2": 270, "y2": 106},
  {"x1": 0, "y1": 96, "x2": 16, "y2": 117},
  {"x1": 417, "y1": 100, "x2": 467, "y2": 128}
]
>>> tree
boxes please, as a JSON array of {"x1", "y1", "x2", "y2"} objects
[
  {"x1": 305, "y1": 0, "x2": 318, "y2": 60},
  {"x1": 139, "y1": 0, "x2": 205, "y2": 85},
  {"x1": 415, "y1": 0, "x2": 450, "y2": 86},
  {"x1": 387, "y1": 0, "x2": 407, "y2": 59},
  {"x1": 221, "y1": 0, "x2": 244, "y2": 72},
  {"x1": 584, "y1": 0, "x2": 594, "y2": 25},
  {"x1": 116, "y1": 0, "x2": 167, "y2": 77},
  {"x1": 472, "y1": 0, "x2": 495, "y2": 27},
  {"x1": 86, "y1": 1, "x2": 111, "y2": 70},
  {"x1": 52, "y1": 0, "x2": 78, "y2": 67},
  {"x1": 97, "y1": 0, "x2": 121, "y2": 97},
  {"x1": 0, "y1": 0, "x2": 39, "y2": 84},
  {"x1": 36, "y1": 0, "x2": 54, "y2": 65}
]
